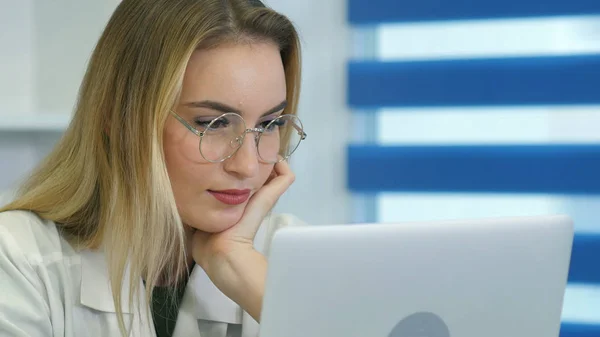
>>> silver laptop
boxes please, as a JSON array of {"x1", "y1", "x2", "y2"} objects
[{"x1": 259, "y1": 215, "x2": 573, "y2": 337}]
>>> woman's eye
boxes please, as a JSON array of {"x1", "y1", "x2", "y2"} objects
[
  {"x1": 260, "y1": 118, "x2": 285, "y2": 131},
  {"x1": 193, "y1": 120, "x2": 212, "y2": 129},
  {"x1": 194, "y1": 117, "x2": 230, "y2": 129}
]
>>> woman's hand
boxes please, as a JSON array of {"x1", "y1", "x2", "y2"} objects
[{"x1": 192, "y1": 159, "x2": 295, "y2": 321}]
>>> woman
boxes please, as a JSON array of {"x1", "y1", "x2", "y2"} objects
[{"x1": 0, "y1": 0, "x2": 307, "y2": 336}]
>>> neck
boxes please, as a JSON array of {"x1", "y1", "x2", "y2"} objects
[{"x1": 184, "y1": 224, "x2": 196, "y2": 268}]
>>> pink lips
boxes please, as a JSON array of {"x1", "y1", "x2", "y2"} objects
[{"x1": 208, "y1": 189, "x2": 251, "y2": 205}]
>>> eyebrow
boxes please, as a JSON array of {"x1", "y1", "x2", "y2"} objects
[{"x1": 183, "y1": 100, "x2": 288, "y2": 118}]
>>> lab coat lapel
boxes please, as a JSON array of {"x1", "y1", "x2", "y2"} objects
[{"x1": 79, "y1": 249, "x2": 155, "y2": 337}]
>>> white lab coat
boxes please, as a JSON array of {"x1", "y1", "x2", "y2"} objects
[{"x1": 0, "y1": 210, "x2": 305, "y2": 337}]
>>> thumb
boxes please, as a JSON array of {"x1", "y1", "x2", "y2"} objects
[{"x1": 237, "y1": 160, "x2": 295, "y2": 236}]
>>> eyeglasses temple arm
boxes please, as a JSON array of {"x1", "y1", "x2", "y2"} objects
[
  {"x1": 292, "y1": 123, "x2": 307, "y2": 140},
  {"x1": 170, "y1": 111, "x2": 203, "y2": 136}
]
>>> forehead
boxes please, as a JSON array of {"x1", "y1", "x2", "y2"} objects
[{"x1": 179, "y1": 42, "x2": 287, "y2": 114}]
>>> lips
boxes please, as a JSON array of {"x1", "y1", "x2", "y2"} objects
[{"x1": 208, "y1": 189, "x2": 251, "y2": 205}]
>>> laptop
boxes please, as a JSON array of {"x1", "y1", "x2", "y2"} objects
[{"x1": 259, "y1": 215, "x2": 573, "y2": 337}]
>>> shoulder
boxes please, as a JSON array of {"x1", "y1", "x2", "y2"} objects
[
  {"x1": 0, "y1": 211, "x2": 76, "y2": 335},
  {"x1": 258, "y1": 213, "x2": 309, "y2": 256},
  {"x1": 0, "y1": 210, "x2": 74, "y2": 262}
]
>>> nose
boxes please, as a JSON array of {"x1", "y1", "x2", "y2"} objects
[{"x1": 223, "y1": 131, "x2": 260, "y2": 178}]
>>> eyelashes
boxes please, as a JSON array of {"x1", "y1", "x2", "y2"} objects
[
  {"x1": 192, "y1": 115, "x2": 283, "y2": 130},
  {"x1": 193, "y1": 117, "x2": 230, "y2": 129}
]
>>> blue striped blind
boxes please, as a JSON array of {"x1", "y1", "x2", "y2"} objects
[
  {"x1": 347, "y1": 1, "x2": 600, "y2": 335},
  {"x1": 349, "y1": 0, "x2": 600, "y2": 24},
  {"x1": 349, "y1": 55, "x2": 600, "y2": 108}
]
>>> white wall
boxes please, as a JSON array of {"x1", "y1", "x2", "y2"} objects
[
  {"x1": 266, "y1": 0, "x2": 351, "y2": 225},
  {"x1": 0, "y1": 0, "x2": 40, "y2": 199},
  {"x1": 0, "y1": 1, "x2": 352, "y2": 225},
  {"x1": 0, "y1": 1, "x2": 118, "y2": 204},
  {"x1": 33, "y1": 1, "x2": 116, "y2": 112},
  {"x1": 0, "y1": 0, "x2": 34, "y2": 114}
]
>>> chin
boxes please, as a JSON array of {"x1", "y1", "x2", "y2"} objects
[{"x1": 186, "y1": 206, "x2": 245, "y2": 233}]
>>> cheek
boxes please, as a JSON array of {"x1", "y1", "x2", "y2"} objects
[
  {"x1": 164, "y1": 121, "x2": 202, "y2": 164},
  {"x1": 163, "y1": 121, "x2": 211, "y2": 192},
  {"x1": 258, "y1": 163, "x2": 276, "y2": 186}
]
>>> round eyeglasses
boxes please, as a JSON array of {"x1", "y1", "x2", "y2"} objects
[{"x1": 171, "y1": 111, "x2": 307, "y2": 164}]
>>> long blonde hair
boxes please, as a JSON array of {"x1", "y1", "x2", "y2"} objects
[{"x1": 2, "y1": 0, "x2": 301, "y2": 333}]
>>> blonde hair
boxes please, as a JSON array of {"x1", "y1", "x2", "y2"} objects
[{"x1": 1, "y1": 0, "x2": 301, "y2": 334}]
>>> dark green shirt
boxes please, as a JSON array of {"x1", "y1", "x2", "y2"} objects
[{"x1": 149, "y1": 283, "x2": 188, "y2": 337}]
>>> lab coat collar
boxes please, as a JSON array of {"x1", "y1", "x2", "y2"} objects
[
  {"x1": 79, "y1": 216, "x2": 273, "y2": 324},
  {"x1": 79, "y1": 249, "x2": 244, "y2": 324},
  {"x1": 80, "y1": 249, "x2": 141, "y2": 314}
]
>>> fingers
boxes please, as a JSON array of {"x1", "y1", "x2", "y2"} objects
[
  {"x1": 257, "y1": 160, "x2": 295, "y2": 206},
  {"x1": 271, "y1": 158, "x2": 295, "y2": 187},
  {"x1": 265, "y1": 165, "x2": 278, "y2": 185},
  {"x1": 192, "y1": 159, "x2": 295, "y2": 268},
  {"x1": 238, "y1": 159, "x2": 295, "y2": 234}
]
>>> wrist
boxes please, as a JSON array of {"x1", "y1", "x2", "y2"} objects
[{"x1": 204, "y1": 248, "x2": 268, "y2": 322}]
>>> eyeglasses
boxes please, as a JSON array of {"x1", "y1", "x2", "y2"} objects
[{"x1": 170, "y1": 111, "x2": 307, "y2": 164}]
